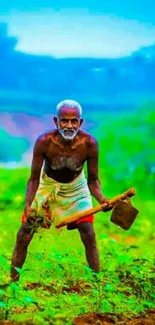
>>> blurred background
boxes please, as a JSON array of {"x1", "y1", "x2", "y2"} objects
[{"x1": 0, "y1": 1, "x2": 155, "y2": 199}]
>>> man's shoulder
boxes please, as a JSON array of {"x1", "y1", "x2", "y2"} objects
[
  {"x1": 79, "y1": 130, "x2": 98, "y2": 146},
  {"x1": 36, "y1": 130, "x2": 56, "y2": 144}
]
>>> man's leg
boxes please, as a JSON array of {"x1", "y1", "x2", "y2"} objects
[
  {"x1": 11, "y1": 223, "x2": 35, "y2": 282},
  {"x1": 77, "y1": 222, "x2": 99, "y2": 273}
]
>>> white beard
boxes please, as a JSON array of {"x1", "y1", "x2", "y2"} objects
[{"x1": 58, "y1": 125, "x2": 78, "y2": 140}]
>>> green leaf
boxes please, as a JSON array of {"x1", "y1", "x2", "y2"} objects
[
  {"x1": 92, "y1": 289, "x2": 99, "y2": 296},
  {"x1": 0, "y1": 301, "x2": 7, "y2": 308},
  {"x1": 44, "y1": 262, "x2": 52, "y2": 269},
  {"x1": 24, "y1": 297, "x2": 34, "y2": 303},
  {"x1": 105, "y1": 283, "x2": 115, "y2": 293},
  {"x1": 14, "y1": 267, "x2": 23, "y2": 274},
  {"x1": 9, "y1": 282, "x2": 19, "y2": 293},
  {"x1": 144, "y1": 301, "x2": 154, "y2": 308}
]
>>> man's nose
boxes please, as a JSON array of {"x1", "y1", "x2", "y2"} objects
[{"x1": 66, "y1": 120, "x2": 73, "y2": 128}]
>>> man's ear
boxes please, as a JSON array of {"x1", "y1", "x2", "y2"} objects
[
  {"x1": 53, "y1": 116, "x2": 58, "y2": 127},
  {"x1": 80, "y1": 118, "x2": 83, "y2": 127}
]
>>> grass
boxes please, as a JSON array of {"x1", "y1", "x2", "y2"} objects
[{"x1": 0, "y1": 168, "x2": 155, "y2": 324}]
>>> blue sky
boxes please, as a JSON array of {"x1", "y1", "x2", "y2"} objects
[{"x1": 1, "y1": 1, "x2": 155, "y2": 58}]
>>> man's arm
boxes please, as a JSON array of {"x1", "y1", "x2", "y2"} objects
[
  {"x1": 24, "y1": 136, "x2": 45, "y2": 214},
  {"x1": 87, "y1": 136, "x2": 107, "y2": 204}
]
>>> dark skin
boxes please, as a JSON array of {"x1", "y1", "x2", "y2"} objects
[{"x1": 11, "y1": 107, "x2": 110, "y2": 282}]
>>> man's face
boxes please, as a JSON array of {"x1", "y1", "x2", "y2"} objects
[{"x1": 54, "y1": 107, "x2": 83, "y2": 140}]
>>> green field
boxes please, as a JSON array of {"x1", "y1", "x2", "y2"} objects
[{"x1": 0, "y1": 107, "x2": 155, "y2": 324}]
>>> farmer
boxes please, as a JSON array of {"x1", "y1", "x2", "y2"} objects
[{"x1": 11, "y1": 99, "x2": 110, "y2": 282}]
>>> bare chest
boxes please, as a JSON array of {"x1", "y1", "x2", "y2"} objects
[{"x1": 45, "y1": 143, "x2": 87, "y2": 171}]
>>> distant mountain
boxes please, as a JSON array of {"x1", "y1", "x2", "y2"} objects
[{"x1": 133, "y1": 43, "x2": 155, "y2": 60}]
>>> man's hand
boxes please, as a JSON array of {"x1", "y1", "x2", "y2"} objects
[
  {"x1": 24, "y1": 205, "x2": 32, "y2": 218},
  {"x1": 101, "y1": 198, "x2": 113, "y2": 212},
  {"x1": 24, "y1": 205, "x2": 36, "y2": 223}
]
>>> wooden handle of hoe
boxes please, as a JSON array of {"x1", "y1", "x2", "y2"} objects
[{"x1": 55, "y1": 187, "x2": 136, "y2": 229}]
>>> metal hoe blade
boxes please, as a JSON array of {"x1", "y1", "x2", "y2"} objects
[{"x1": 110, "y1": 198, "x2": 139, "y2": 230}]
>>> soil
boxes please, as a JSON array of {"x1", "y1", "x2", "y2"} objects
[
  {"x1": 25, "y1": 280, "x2": 92, "y2": 294},
  {"x1": 73, "y1": 310, "x2": 155, "y2": 325},
  {"x1": 1, "y1": 283, "x2": 154, "y2": 325},
  {"x1": 0, "y1": 310, "x2": 154, "y2": 325}
]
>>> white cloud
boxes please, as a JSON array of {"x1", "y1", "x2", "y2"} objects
[{"x1": 2, "y1": 9, "x2": 155, "y2": 57}]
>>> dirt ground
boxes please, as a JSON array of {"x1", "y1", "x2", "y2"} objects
[
  {"x1": 73, "y1": 310, "x2": 155, "y2": 325},
  {"x1": 1, "y1": 282, "x2": 154, "y2": 325},
  {"x1": 0, "y1": 311, "x2": 154, "y2": 325}
]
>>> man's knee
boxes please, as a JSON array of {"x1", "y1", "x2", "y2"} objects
[{"x1": 77, "y1": 222, "x2": 97, "y2": 247}]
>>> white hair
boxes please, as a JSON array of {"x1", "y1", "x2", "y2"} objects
[{"x1": 56, "y1": 99, "x2": 82, "y2": 117}]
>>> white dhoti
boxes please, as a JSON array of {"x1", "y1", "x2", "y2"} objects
[{"x1": 22, "y1": 170, "x2": 93, "y2": 230}]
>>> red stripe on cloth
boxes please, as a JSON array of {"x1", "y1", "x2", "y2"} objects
[{"x1": 76, "y1": 214, "x2": 94, "y2": 224}]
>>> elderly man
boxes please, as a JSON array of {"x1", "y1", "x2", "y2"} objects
[{"x1": 11, "y1": 99, "x2": 109, "y2": 282}]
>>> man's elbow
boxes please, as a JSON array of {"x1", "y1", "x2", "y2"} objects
[
  {"x1": 88, "y1": 178, "x2": 99, "y2": 186},
  {"x1": 28, "y1": 175, "x2": 40, "y2": 184}
]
